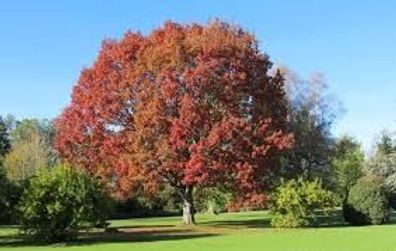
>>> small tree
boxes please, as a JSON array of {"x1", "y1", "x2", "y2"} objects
[
  {"x1": 331, "y1": 135, "x2": 364, "y2": 201},
  {"x1": 367, "y1": 153, "x2": 396, "y2": 208},
  {"x1": 343, "y1": 176, "x2": 389, "y2": 225},
  {"x1": 271, "y1": 178, "x2": 336, "y2": 228},
  {"x1": 275, "y1": 68, "x2": 339, "y2": 186},
  {"x1": 375, "y1": 131, "x2": 396, "y2": 157},
  {"x1": 4, "y1": 119, "x2": 49, "y2": 181},
  {"x1": 18, "y1": 165, "x2": 109, "y2": 242}
]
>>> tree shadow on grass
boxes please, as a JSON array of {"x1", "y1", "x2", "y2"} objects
[
  {"x1": 73, "y1": 229, "x2": 219, "y2": 247},
  {"x1": 200, "y1": 218, "x2": 272, "y2": 229},
  {"x1": 311, "y1": 210, "x2": 396, "y2": 228},
  {"x1": 311, "y1": 211, "x2": 349, "y2": 228},
  {"x1": 385, "y1": 211, "x2": 396, "y2": 225},
  {"x1": 0, "y1": 225, "x2": 18, "y2": 229},
  {"x1": 117, "y1": 224, "x2": 176, "y2": 229},
  {"x1": 0, "y1": 228, "x2": 220, "y2": 248},
  {"x1": 199, "y1": 211, "x2": 345, "y2": 230}
]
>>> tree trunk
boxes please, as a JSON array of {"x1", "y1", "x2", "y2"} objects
[{"x1": 182, "y1": 186, "x2": 196, "y2": 225}]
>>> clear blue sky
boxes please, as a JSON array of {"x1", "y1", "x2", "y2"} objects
[{"x1": 0, "y1": 1, "x2": 395, "y2": 150}]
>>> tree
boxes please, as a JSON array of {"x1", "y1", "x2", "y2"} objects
[
  {"x1": 331, "y1": 135, "x2": 364, "y2": 201},
  {"x1": 3, "y1": 114, "x2": 17, "y2": 133},
  {"x1": 55, "y1": 21, "x2": 293, "y2": 224},
  {"x1": 3, "y1": 119, "x2": 49, "y2": 181},
  {"x1": 0, "y1": 116, "x2": 11, "y2": 162},
  {"x1": 275, "y1": 68, "x2": 340, "y2": 186},
  {"x1": 366, "y1": 153, "x2": 396, "y2": 208},
  {"x1": 37, "y1": 119, "x2": 58, "y2": 166},
  {"x1": 0, "y1": 115, "x2": 18, "y2": 224},
  {"x1": 375, "y1": 130, "x2": 395, "y2": 157},
  {"x1": 367, "y1": 131, "x2": 396, "y2": 208}
]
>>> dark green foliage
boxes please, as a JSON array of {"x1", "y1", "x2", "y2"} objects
[
  {"x1": 18, "y1": 165, "x2": 110, "y2": 242},
  {"x1": 194, "y1": 186, "x2": 231, "y2": 214},
  {"x1": 111, "y1": 184, "x2": 181, "y2": 219},
  {"x1": 1, "y1": 163, "x2": 25, "y2": 225},
  {"x1": 0, "y1": 116, "x2": 11, "y2": 160},
  {"x1": 0, "y1": 168, "x2": 17, "y2": 224},
  {"x1": 271, "y1": 178, "x2": 337, "y2": 228},
  {"x1": 0, "y1": 179, "x2": 23, "y2": 224},
  {"x1": 343, "y1": 177, "x2": 389, "y2": 225}
]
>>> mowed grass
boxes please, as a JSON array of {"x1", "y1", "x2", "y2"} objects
[{"x1": 1, "y1": 211, "x2": 396, "y2": 251}]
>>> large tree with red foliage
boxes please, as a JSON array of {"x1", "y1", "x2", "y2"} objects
[{"x1": 55, "y1": 21, "x2": 292, "y2": 224}]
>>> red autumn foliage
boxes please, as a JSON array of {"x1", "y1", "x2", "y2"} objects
[
  {"x1": 226, "y1": 193, "x2": 268, "y2": 213},
  {"x1": 55, "y1": 21, "x2": 292, "y2": 223}
]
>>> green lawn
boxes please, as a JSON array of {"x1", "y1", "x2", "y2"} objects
[{"x1": 1, "y1": 211, "x2": 396, "y2": 251}]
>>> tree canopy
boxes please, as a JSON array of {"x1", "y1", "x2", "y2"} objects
[
  {"x1": 55, "y1": 21, "x2": 292, "y2": 224},
  {"x1": 275, "y1": 68, "x2": 340, "y2": 185},
  {"x1": 3, "y1": 119, "x2": 54, "y2": 181},
  {"x1": 331, "y1": 135, "x2": 364, "y2": 201}
]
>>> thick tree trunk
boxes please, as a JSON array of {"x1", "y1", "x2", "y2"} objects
[{"x1": 181, "y1": 186, "x2": 196, "y2": 225}]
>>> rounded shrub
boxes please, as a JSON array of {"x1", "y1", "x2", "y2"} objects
[
  {"x1": 343, "y1": 176, "x2": 389, "y2": 225},
  {"x1": 18, "y1": 165, "x2": 110, "y2": 242},
  {"x1": 270, "y1": 178, "x2": 337, "y2": 228}
]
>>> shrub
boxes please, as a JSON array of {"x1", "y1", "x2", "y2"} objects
[
  {"x1": 270, "y1": 178, "x2": 337, "y2": 228},
  {"x1": 343, "y1": 176, "x2": 389, "y2": 225},
  {"x1": 18, "y1": 165, "x2": 109, "y2": 242}
]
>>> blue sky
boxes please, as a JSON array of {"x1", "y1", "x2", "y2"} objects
[{"x1": 0, "y1": 1, "x2": 395, "y2": 150}]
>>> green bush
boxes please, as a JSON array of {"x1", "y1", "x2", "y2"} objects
[
  {"x1": 270, "y1": 178, "x2": 337, "y2": 228},
  {"x1": 343, "y1": 176, "x2": 389, "y2": 225},
  {"x1": 18, "y1": 165, "x2": 109, "y2": 242}
]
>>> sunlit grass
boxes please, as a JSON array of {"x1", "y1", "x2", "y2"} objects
[{"x1": 1, "y1": 211, "x2": 396, "y2": 251}]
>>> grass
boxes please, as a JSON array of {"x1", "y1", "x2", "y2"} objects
[{"x1": 1, "y1": 211, "x2": 396, "y2": 250}]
